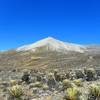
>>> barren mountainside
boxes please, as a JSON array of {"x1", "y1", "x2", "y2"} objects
[{"x1": 0, "y1": 37, "x2": 100, "y2": 71}]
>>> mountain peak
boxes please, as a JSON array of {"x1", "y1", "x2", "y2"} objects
[
  {"x1": 40, "y1": 37, "x2": 58, "y2": 42},
  {"x1": 45, "y1": 36, "x2": 55, "y2": 40},
  {"x1": 17, "y1": 37, "x2": 86, "y2": 53}
]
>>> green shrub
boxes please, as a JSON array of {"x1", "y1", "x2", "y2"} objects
[
  {"x1": 65, "y1": 87, "x2": 80, "y2": 100},
  {"x1": 88, "y1": 84, "x2": 100, "y2": 97},
  {"x1": 62, "y1": 79, "x2": 72, "y2": 90},
  {"x1": 84, "y1": 68, "x2": 96, "y2": 81},
  {"x1": 8, "y1": 85, "x2": 23, "y2": 99},
  {"x1": 73, "y1": 79, "x2": 82, "y2": 87}
]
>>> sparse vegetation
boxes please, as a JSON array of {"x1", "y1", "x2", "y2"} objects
[
  {"x1": 88, "y1": 83, "x2": 100, "y2": 100},
  {"x1": 0, "y1": 67, "x2": 99, "y2": 100},
  {"x1": 62, "y1": 79, "x2": 73, "y2": 90},
  {"x1": 8, "y1": 85, "x2": 23, "y2": 100},
  {"x1": 73, "y1": 79, "x2": 82, "y2": 87},
  {"x1": 0, "y1": 49, "x2": 100, "y2": 100},
  {"x1": 64, "y1": 87, "x2": 81, "y2": 100}
]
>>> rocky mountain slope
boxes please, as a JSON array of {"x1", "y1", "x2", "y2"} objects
[
  {"x1": 17, "y1": 37, "x2": 86, "y2": 53},
  {"x1": 0, "y1": 37, "x2": 100, "y2": 71}
]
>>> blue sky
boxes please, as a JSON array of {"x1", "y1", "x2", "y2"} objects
[{"x1": 0, "y1": 0, "x2": 100, "y2": 50}]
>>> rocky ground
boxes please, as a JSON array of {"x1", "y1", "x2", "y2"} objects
[{"x1": 0, "y1": 68, "x2": 100, "y2": 100}]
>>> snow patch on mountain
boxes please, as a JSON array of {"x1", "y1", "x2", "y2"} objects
[{"x1": 17, "y1": 37, "x2": 86, "y2": 53}]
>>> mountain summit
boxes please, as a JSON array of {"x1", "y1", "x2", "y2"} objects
[{"x1": 17, "y1": 37, "x2": 86, "y2": 53}]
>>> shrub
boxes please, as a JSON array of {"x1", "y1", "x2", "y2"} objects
[
  {"x1": 65, "y1": 87, "x2": 80, "y2": 100},
  {"x1": 47, "y1": 73, "x2": 57, "y2": 89},
  {"x1": 54, "y1": 69, "x2": 61, "y2": 82},
  {"x1": 84, "y1": 68, "x2": 96, "y2": 81},
  {"x1": 62, "y1": 79, "x2": 72, "y2": 90},
  {"x1": 88, "y1": 84, "x2": 100, "y2": 97},
  {"x1": 73, "y1": 79, "x2": 82, "y2": 87},
  {"x1": 8, "y1": 85, "x2": 23, "y2": 99},
  {"x1": 75, "y1": 70, "x2": 84, "y2": 79}
]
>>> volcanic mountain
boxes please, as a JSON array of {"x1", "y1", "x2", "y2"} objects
[
  {"x1": 0, "y1": 37, "x2": 100, "y2": 71},
  {"x1": 17, "y1": 37, "x2": 86, "y2": 53}
]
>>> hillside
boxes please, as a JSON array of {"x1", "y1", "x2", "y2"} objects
[{"x1": 0, "y1": 37, "x2": 100, "y2": 71}]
